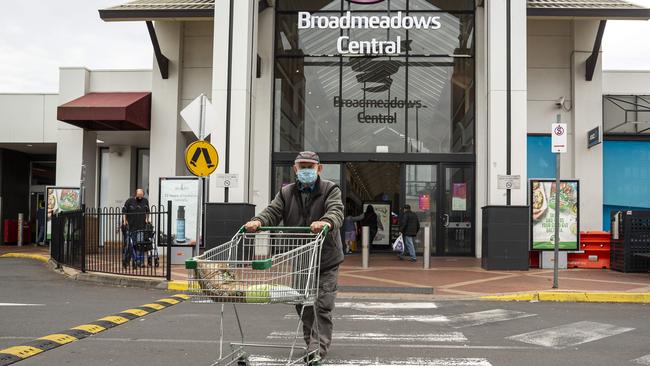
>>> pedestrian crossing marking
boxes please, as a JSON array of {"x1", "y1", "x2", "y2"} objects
[
  {"x1": 37, "y1": 334, "x2": 77, "y2": 345},
  {"x1": 446, "y1": 309, "x2": 536, "y2": 328},
  {"x1": 285, "y1": 314, "x2": 448, "y2": 323},
  {"x1": 248, "y1": 356, "x2": 493, "y2": 366},
  {"x1": 335, "y1": 302, "x2": 438, "y2": 311},
  {"x1": 0, "y1": 346, "x2": 43, "y2": 359},
  {"x1": 507, "y1": 321, "x2": 634, "y2": 348},
  {"x1": 633, "y1": 355, "x2": 650, "y2": 365},
  {"x1": 185, "y1": 140, "x2": 219, "y2": 177},
  {"x1": 268, "y1": 331, "x2": 467, "y2": 343}
]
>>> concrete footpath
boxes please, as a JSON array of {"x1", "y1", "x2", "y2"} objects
[{"x1": 2, "y1": 245, "x2": 650, "y2": 303}]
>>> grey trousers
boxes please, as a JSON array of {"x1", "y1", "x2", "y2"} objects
[{"x1": 295, "y1": 265, "x2": 339, "y2": 358}]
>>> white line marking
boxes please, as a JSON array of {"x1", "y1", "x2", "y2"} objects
[
  {"x1": 0, "y1": 303, "x2": 44, "y2": 306},
  {"x1": 447, "y1": 309, "x2": 536, "y2": 328},
  {"x1": 507, "y1": 321, "x2": 634, "y2": 348},
  {"x1": 285, "y1": 314, "x2": 448, "y2": 323},
  {"x1": 336, "y1": 302, "x2": 438, "y2": 310},
  {"x1": 249, "y1": 356, "x2": 492, "y2": 366},
  {"x1": 0, "y1": 337, "x2": 536, "y2": 349},
  {"x1": 632, "y1": 355, "x2": 650, "y2": 365},
  {"x1": 268, "y1": 331, "x2": 466, "y2": 343}
]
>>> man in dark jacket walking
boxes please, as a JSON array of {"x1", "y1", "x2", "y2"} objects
[
  {"x1": 399, "y1": 204, "x2": 420, "y2": 262},
  {"x1": 244, "y1": 151, "x2": 344, "y2": 364}
]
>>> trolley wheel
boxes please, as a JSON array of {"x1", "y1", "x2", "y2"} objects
[
  {"x1": 154, "y1": 257, "x2": 160, "y2": 268},
  {"x1": 236, "y1": 355, "x2": 249, "y2": 366}
]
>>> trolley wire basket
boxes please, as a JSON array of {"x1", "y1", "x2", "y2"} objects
[{"x1": 185, "y1": 226, "x2": 327, "y2": 366}]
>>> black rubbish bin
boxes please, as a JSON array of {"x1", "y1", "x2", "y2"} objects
[
  {"x1": 204, "y1": 203, "x2": 255, "y2": 251},
  {"x1": 481, "y1": 205, "x2": 530, "y2": 271}
]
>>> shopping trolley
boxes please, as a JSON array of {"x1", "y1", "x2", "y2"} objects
[{"x1": 185, "y1": 226, "x2": 327, "y2": 366}]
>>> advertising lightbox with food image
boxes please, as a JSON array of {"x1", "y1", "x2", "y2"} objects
[
  {"x1": 530, "y1": 180, "x2": 579, "y2": 250},
  {"x1": 46, "y1": 186, "x2": 82, "y2": 241}
]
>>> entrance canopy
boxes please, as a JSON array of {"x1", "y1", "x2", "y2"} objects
[{"x1": 57, "y1": 92, "x2": 151, "y2": 131}]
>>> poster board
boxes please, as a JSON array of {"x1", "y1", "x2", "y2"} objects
[
  {"x1": 159, "y1": 177, "x2": 201, "y2": 247},
  {"x1": 363, "y1": 202, "x2": 391, "y2": 246},
  {"x1": 530, "y1": 179, "x2": 580, "y2": 250},
  {"x1": 46, "y1": 186, "x2": 82, "y2": 241}
]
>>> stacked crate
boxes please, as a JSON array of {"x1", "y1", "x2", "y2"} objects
[{"x1": 610, "y1": 210, "x2": 650, "y2": 273}]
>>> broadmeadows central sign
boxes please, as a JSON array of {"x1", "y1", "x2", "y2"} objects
[{"x1": 298, "y1": 11, "x2": 441, "y2": 55}]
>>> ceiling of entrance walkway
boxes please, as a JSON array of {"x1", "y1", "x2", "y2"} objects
[{"x1": 346, "y1": 162, "x2": 400, "y2": 201}]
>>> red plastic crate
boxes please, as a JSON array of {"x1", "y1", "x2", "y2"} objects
[{"x1": 568, "y1": 231, "x2": 610, "y2": 269}]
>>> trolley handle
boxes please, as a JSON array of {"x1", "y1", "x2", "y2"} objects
[{"x1": 239, "y1": 226, "x2": 330, "y2": 235}]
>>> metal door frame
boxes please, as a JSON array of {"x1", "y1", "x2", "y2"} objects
[{"x1": 435, "y1": 163, "x2": 475, "y2": 256}]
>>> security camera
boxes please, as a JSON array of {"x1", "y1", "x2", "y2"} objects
[{"x1": 555, "y1": 96, "x2": 565, "y2": 109}]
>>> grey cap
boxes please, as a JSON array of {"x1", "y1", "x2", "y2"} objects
[{"x1": 294, "y1": 151, "x2": 320, "y2": 164}]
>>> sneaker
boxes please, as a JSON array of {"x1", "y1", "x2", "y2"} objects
[{"x1": 409, "y1": 258, "x2": 417, "y2": 262}]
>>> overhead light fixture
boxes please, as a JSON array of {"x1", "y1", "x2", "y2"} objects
[
  {"x1": 26, "y1": 144, "x2": 33, "y2": 147},
  {"x1": 96, "y1": 139, "x2": 105, "y2": 144}
]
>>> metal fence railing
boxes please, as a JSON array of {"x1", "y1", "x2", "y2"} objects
[
  {"x1": 50, "y1": 201, "x2": 173, "y2": 280},
  {"x1": 51, "y1": 209, "x2": 85, "y2": 272}
]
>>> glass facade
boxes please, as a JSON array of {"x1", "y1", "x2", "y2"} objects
[{"x1": 274, "y1": 0, "x2": 475, "y2": 154}]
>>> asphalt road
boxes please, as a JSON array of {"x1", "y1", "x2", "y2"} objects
[{"x1": 1, "y1": 258, "x2": 650, "y2": 366}]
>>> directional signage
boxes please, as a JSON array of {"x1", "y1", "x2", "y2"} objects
[
  {"x1": 185, "y1": 140, "x2": 219, "y2": 177},
  {"x1": 551, "y1": 123, "x2": 567, "y2": 153}
]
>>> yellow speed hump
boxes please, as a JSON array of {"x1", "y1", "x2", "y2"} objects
[{"x1": 185, "y1": 140, "x2": 219, "y2": 177}]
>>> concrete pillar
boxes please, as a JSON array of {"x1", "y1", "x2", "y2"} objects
[
  {"x1": 478, "y1": 0, "x2": 528, "y2": 256},
  {"x1": 210, "y1": 0, "x2": 258, "y2": 203},
  {"x1": 485, "y1": 0, "x2": 527, "y2": 207},
  {"x1": 148, "y1": 21, "x2": 184, "y2": 206},
  {"x1": 251, "y1": 8, "x2": 274, "y2": 213},
  {"x1": 572, "y1": 20, "x2": 603, "y2": 230},
  {"x1": 56, "y1": 67, "x2": 97, "y2": 208},
  {"x1": 475, "y1": 5, "x2": 488, "y2": 258}
]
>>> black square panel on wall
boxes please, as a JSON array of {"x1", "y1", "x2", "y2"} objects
[
  {"x1": 481, "y1": 205, "x2": 530, "y2": 271},
  {"x1": 204, "y1": 203, "x2": 256, "y2": 251}
]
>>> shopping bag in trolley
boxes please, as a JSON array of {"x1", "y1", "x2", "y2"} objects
[{"x1": 184, "y1": 226, "x2": 328, "y2": 366}]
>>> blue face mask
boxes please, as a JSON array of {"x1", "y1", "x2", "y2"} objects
[{"x1": 296, "y1": 168, "x2": 318, "y2": 185}]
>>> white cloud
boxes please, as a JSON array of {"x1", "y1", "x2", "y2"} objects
[
  {"x1": 0, "y1": 0, "x2": 152, "y2": 93},
  {"x1": 603, "y1": 19, "x2": 650, "y2": 71}
]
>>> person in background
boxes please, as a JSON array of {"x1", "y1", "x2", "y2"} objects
[
  {"x1": 359, "y1": 205, "x2": 383, "y2": 246},
  {"x1": 244, "y1": 151, "x2": 344, "y2": 365},
  {"x1": 399, "y1": 204, "x2": 420, "y2": 262},
  {"x1": 122, "y1": 189, "x2": 149, "y2": 230},
  {"x1": 342, "y1": 207, "x2": 364, "y2": 254},
  {"x1": 36, "y1": 201, "x2": 46, "y2": 245}
]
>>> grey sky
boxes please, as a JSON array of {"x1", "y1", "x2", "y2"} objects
[{"x1": 0, "y1": 1, "x2": 649, "y2": 93}]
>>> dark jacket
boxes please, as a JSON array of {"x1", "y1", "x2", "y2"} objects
[
  {"x1": 123, "y1": 197, "x2": 150, "y2": 230},
  {"x1": 252, "y1": 178, "x2": 345, "y2": 271},
  {"x1": 400, "y1": 210, "x2": 420, "y2": 237}
]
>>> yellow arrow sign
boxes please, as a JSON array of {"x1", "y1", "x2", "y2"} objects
[{"x1": 185, "y1": 140, "x2": 219, "y2": 177}]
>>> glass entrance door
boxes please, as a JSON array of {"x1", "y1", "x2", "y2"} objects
[
  {"x1": 404, "y1": 164, "x2": 437, "y2": 255},
  {"x1": 437, "y1": 165, "x2": 474, "y2": 256}
]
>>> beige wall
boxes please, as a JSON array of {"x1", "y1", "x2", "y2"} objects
[
  {"x1": 0, "y1": 94, "x2": 58, "y2": 143},
  {"x1": 527, "y1": 19, "x2": 605, "y2": 230},
  {"x1": 180, "y1": 21, "x2": 214, "y2": 133}
]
